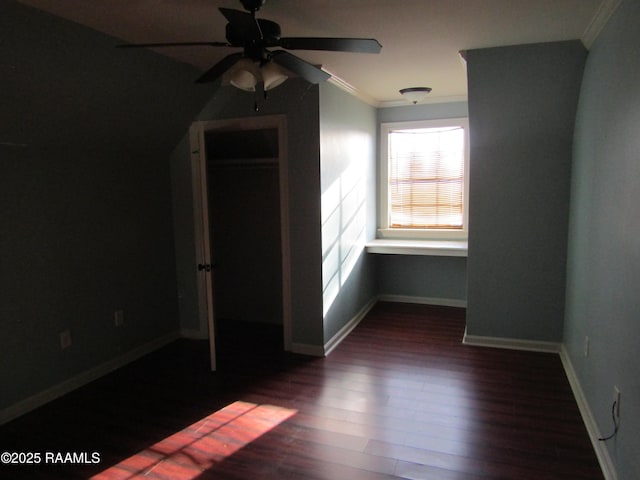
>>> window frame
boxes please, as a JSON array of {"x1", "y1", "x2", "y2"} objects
[{"x1": 378, "y1": 117, "x2": 470, "y2": 241}]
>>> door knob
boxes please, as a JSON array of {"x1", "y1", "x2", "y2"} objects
[{"x1": 198, "y1": 263, "x2": 212, "y2": 272}]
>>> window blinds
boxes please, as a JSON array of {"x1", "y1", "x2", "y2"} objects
[{"x1": 388, "y1": 126, "x2": 465, "y2": 229}]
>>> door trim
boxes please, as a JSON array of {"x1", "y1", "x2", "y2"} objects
[{"x1": 190, "y1": 115, "x2": 292, "y2": 370}]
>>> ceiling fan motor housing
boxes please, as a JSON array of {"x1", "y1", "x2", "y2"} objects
[
  {"x1": 240, "y1": 0, "x2": 266, "y2": 12},
  {"x1": 225, "y1": 18, "x2": 281, "y2": 47}
]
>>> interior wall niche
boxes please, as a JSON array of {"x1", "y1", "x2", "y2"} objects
[{"x1": 206, "y1": 128, "x2": 283, "y2": 326}]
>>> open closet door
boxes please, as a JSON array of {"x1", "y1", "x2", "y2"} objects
[
  {"x1": 190, "y1": 124, "x2": 217, "y2": 371},
  {"x1": 190, "y1": 115, "x2": 291, "y2": 372}
]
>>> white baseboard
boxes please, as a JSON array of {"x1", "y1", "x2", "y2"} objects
[
  {"x1": 559, "y1": 346, "x2": 618, "y2": 480},
  {"x1": 462, "y1": 328, "x2": 561, "y2": 353},
  {"x1": 288, "y1": 296, "x2": 464, "y2": 357},
  {"x1": 324, "y1": 297, "x2": 377, "y2": 356},
  {"x1": 460, "y1": 333, "x2": 615, "y2": 479},
  {"x1": 377, "y1": 294, "x2": 467, "y2": 308},
  {"x1": 0, "y1": 331, "x2": 180, "y2": 426}
]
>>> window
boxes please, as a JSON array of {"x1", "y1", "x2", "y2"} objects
[{"x1": 379, "y1": 118, "x2": 469, "y2": 240}]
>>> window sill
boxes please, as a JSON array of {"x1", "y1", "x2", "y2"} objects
[{"x1": 366, "y1": 239, "x2": 468, "y2": 257}]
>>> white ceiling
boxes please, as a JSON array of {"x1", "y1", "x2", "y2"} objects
[{"x1": 17, "y1": 0, "x2": 612, "y2": 106}]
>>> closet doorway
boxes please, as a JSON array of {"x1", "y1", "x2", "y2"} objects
[{"x1": 190, "y1": 115, "x2": 291, "y2": 371}]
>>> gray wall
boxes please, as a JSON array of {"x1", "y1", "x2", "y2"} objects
[
  {"x1": 171, "y1": 134, "x2": 200, "y2": 335},
  {"x1": 1, "y1": 2, "x2": 211, "y2": 409},
  {"x1": 465, "y1": 41, "x2": 586, "y2": 341},
  {"x1": 564, "y1": 1, "x2": 640, "y2": 477},
  {"x1": 172, "y1": 79, "x2": 325, "y2": 347},
  {"x1": 375, "y1": 102, "x2": 469, "y2": 303},
  {"x1": 376, "y1": 255, "x2": 467, "y2": 302},
  {"x1": 319, "y1": 83, "x2": 377, "y2": 342}
]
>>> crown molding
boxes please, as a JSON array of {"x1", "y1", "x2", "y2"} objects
[
  {"x1": 582, "y1": 0, "x2": 621, "y2": 49},
  {"x1": 325, "y1": 69, "x2": 380, "y2": 107},
  {"x1": 325, "y1": 70, "x2": 468, "y2": 109}
]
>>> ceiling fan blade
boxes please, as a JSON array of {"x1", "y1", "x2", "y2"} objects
[
  {"x1": 278, "y1": 37, "x2": 382, "y2": 54},
  {"x1": 270, "y1": 50, "x2": 331, "y2": 84},
  {"x1": 219, "y1": 7, "x2": 261, "y2": 40},
  {"x1": 117, "y1": 41, "x2": 230, "y2": 48},
  {"x1": 195, "y1": 52, "x2": 244, "y2": 84}
]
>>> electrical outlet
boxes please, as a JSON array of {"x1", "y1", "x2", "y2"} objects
[
  {"x1": 584, "y1": 336, "x2": 589, "y2": 357},
  {"x1": 59, "y1": 330, "x2": 72, "y2": 350},
  {"x1": 614, "y1": 386, "x2": 621, "y2": 418},
  {"x1": 114, "y1": 310, "x2": 124, "y2": 327}
]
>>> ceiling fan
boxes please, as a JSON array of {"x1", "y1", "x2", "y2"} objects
[{"x1": 118, "y1": 0, "x2": 382, "y2": 92}]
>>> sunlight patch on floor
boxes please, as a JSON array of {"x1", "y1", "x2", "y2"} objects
[{"x1": 90, "y1": 401, "x2": 297, "y2": 480}]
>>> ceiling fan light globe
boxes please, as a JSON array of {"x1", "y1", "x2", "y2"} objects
[
  {"x1": 230, "y1": 69, "x2": 257, "y2": 91},
  {"x1": 261, "y1": 63, "x2": 288, "y2": 91},
  {"x1": 229, "y1": 58, "x2": 259, "y2": 91}
]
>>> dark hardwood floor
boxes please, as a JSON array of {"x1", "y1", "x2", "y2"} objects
[{"x1": 1, "y1": 302, "x2": 604, "y2": 479}]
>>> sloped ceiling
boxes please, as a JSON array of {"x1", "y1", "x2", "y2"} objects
[
  {"x1": 2, "y1": 0, "x2": 213, "y2": 149},
  {"x1": 17, "y1": 0, "x2": 614, "y2": 106}
]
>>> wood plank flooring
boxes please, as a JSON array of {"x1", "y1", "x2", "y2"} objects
[{"x1": 1, "y1": 302, "x2": 604, "y2": 479}]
